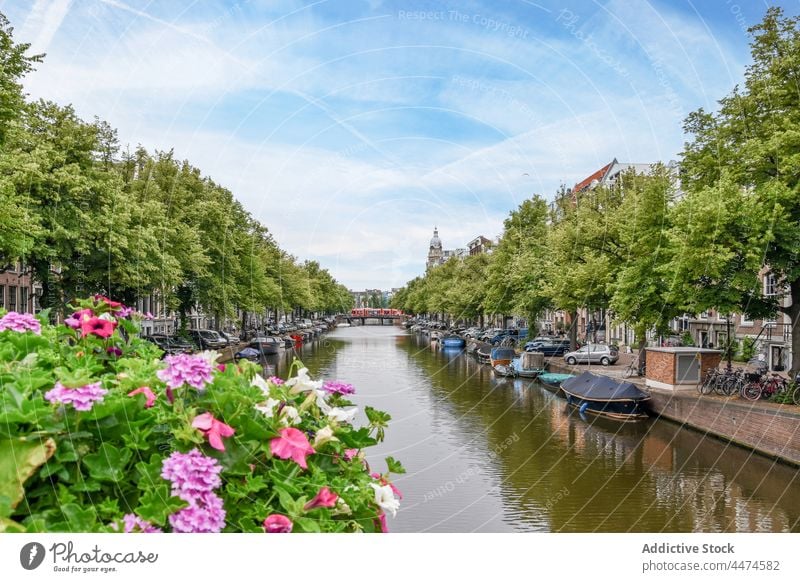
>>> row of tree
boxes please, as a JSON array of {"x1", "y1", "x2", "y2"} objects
[
  {"x1": 392, "y1": 8, "x2": 800, "y2": 374},
  {"x1": 0, "y1": 14, "x2": 353, "y2": 327}
]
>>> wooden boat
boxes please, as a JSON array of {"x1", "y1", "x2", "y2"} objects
[
  {"x1": 442, "y1": 336, "x2": 466, "y2": 348},
  {"x1": 475, "y1": 343, "x2": 492, "y2": 364},
  {"x1": 250, "y1": 336, "x2": 282, "y2": 355},
  {"x1": 512, "y1": 352, "x2": 546, "y2": 378},
  {"x1": 490, "y1": 346, "x2": 516, "y2": 367},
  {"x1": 560, "y1": 372, "x2": 650, "y2": 421},
  {"x1": 493, "y1": 363, "x2": 516, "y2": 377}
]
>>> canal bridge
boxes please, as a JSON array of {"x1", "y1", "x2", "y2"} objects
[{"x1": 337, "y1": 314, "x2": 406, "y2": 326}]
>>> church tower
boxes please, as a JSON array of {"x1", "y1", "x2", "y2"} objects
[{"x1": 427, "y1": 227, "x2": 443, "y2": 270}]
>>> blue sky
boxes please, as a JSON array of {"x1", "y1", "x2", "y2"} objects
[{"x1": 1, "y1": 0, "x2": 791, "y2": 289}]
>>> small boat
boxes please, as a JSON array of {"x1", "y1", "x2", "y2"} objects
[
  {"x1": 538, "y1": 373, "x2": 574, "y2": 390},
  {"x1": 442, "y1": 336, "x2": 466, "y2": 348},
  {"x1": 560, "y1": 372, "x2": 650, "y2": 421},
  {"x1": 475, "y1": 343, "x2": 492, "y2": 364},
  {"x1": 493, "y1": 363, "x2": 516, "y2": 377},
  {"x1": 234, "y1": 347, "x2": 261, "y2": 361},
  {"x1": 250, "y1": 336, "x2": 282, "y2": 355},
  {"x1": 490, "y1": 346, "x2": 516, "y2": 367},
  {"x1": 512, "y1": 352, "x2": 546, "y2": 379}
]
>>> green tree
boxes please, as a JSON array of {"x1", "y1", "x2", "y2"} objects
[{"x1": 678, "y1": 7, "x2": 800, "y2": 372}]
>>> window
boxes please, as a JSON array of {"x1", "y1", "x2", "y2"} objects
[
  {"x1": 0, "y1": 285, "x2": 4, "y2": 310},
  {"x1": 699, "y1": 310, "x2": 709, "y2": 320},
  {"x1": 20, "y1": 287, "x2": 28, "y2": 313},
  {"x1": 764, "y1": 273, "x2": 777, "y2": 297},
  {"x1": 8, "y1": 286, "x2": 17, "y2": 312},
  {"x1": 740, "y1": 312, "x2": 753, "y2": 326}
]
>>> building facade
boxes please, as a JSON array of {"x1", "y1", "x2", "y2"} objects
[{"x1": 0, "y1": 262, "x2": 41, "y2": 314}]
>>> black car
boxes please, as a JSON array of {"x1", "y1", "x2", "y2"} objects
[
  {"x1": 187, "y1": 329, "x2": 228, "y2": 350},
  {"x1": 143, "y1": 334, "x2": 194, "y2": 355},
  {"x1": 524, "y1": 339, "x2": 572, "y2": 356}
]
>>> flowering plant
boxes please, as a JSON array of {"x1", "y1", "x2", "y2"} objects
[{"x1": 0, "y1": 299, "x2": 403, "y2": 533}]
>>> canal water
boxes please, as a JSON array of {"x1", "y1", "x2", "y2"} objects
[{"x1": 262, "y1": 326, "x2": 800, "y2": 532}]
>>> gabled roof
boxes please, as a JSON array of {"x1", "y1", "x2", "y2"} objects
[{"x1": 573, "y1": 159, "x2": 615, "y2": 193}]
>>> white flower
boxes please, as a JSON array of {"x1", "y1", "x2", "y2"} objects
[
  {"x1": 251, "y1": 374, "x2": 271, "y2": 395},
  {"x1": 315, "y1": 390, "x2": 332, "y2": 414},
  {"x1": 313, "y1": 425, "x2": 339, "y2": 447},
  {"x1": 286, "y1": 367, "x2": 323, "y2": 394},
  {"x1": 331, "y1": 498, "x2": 352, "y2": 516},
  {"x1": 279, "y1": 406, "x2": 300, "y2": 427},
  {"x1": 369, "y1": 483, "x2": 400, "y2": 517},
  {"x1": 255, "y1": 397, "x2": 280, "y2": 418},
  {"x1": 197, "y1": 350, "x2": 221, "y2": 366},
  {"x1": 98, "y1": 312, "x2": 116, "y2": 322},
  {"x1": 328, "y1": 406, "x2": 358, "y2": 423}
]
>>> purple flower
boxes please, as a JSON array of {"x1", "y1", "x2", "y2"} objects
[
  {"x1": 321, "y1": 380, "x2": 356, "y2": 396},
  {"x1": 122, "y1": 514, "x2": 162, "y2": 533},
  {"x1": 44, "y1": 381, "x2": 107, "y2": 411},
  {"x1": 156, "y1": 354, "x2": 213, "y2": 390},
  {"x1": 0, "y1": 312, "x2": 41, "y2": 335},
  {"x1": 168, "y1": 491, "x2": 226, "y2": 533},
  {"x1": 267, "y1": 376, "x2": 285, "y2": 385},
  {"x1": 161, "y1": 449, "x2": 222, "y2": 497},
  {"x1": 117, "y1": 306, "x2": 135, "y2": 318}
]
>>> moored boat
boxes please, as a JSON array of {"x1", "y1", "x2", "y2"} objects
[
  {"x1": 537, "y1": 373, "x2": 574, "y2": 396},
  {"x1": 490, "y1": 346, "x2": 516, "y2": 367},
  {"x1": 250, "y1": 336, "x2": 283, "y2": 355},
  {"x1": 512, "y1": 351, "x2": 546, "y2": 379},
  {"x1": 560, "y1": 372, "x2": 650, "y2": 421},
  {"x1": 493, "y1": 363, "x2": 516, "y2": 377},
  {"x1": 442, "y1": 336, "x2": 466, "y2": 348}
]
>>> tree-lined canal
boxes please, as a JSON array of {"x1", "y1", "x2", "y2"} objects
[{"x1": 264, "y1": 326, "x2": 800, "y2": 532}]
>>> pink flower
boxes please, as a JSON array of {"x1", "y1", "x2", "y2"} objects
[
  {"x1": 128, "y1": 386, "x2": 157, "y2": 408},
  {"x1": 192, "y1": 412, "x2": 235, "y2": 451},
  {"x1": 321, "y1": 380, "x2": 356, "y2": 395},
  {"x1": 217, "y1": 364, "x2": 226, "y2": 372},
  {"x1": 0, "y1": 312, "x2": 41, "y2": 334},
  {"x1": 377, "y1": 511, "x2": 389, "y2": 533},
  {"x1": 93, "y1": 294, "x2": 122, "y2": 308},
  {"x1": 117, "y1": 306, "x2": 135, "y2": 318},
  {"x1": 64, "y1": 308, "x2": 93, "y2": 329},
  {"x1": 157, "y1": 353, "x2": 213, "y2": 390},
  {"x1": 161, "y1": 449, "x2": 222, "y2": 496},
  {"x1": 263, "y1": 514, "x2": 293, "y2": 533},
  {"x1": 267, "y1": 376, "x2": 284, "y2": 385},
  {"x1": 144, "y1": 312, "x2": 154, "y2": 320},
  {"x1": 80, "y1": 316, "x2": 117, "y2": 339},
  {"x1": 344, "y1": 448, "x2": 359, "y2": 461},
  {"x1": 121, "y1": 514, "x2": 161, "y2": 533},
  {"x1": 107, "y1": 346, "x2": 122, "y2": 357},
  {"x1": 303, "y1": 487, "x2": 339, "y2": 511},
  {"x1": 269, "y1": 427, "x2": 315, "y2": 469},
  {"x1": 44, "y1": 381, "x2": 107, "y2": 411},
  {"x1": 169, "y1": 490, "x2": 226, "y2": 533}
]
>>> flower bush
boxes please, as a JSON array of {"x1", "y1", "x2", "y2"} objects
[{"x1": 0, "y1": 297, "x2": 403, "y2": 533}]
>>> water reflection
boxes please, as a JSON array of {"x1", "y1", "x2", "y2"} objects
[{"x1": 265, "y1": 326, "x2": 800, "y2": 532}]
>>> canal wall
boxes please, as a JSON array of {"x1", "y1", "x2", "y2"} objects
[{"x1": 549, "y1": 361, "x2": 800, "y2": 466}]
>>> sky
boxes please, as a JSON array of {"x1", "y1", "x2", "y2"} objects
[{"x1": 0, "y1": 0, "x2": 792, "y2": 290}]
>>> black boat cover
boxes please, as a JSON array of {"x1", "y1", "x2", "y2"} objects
[
  {"x1": 490, "y1": 347, "x2": 516, "y2": 360},
  {"x1": 561, "y1": 372, "x2": 649, "y2": 402}
]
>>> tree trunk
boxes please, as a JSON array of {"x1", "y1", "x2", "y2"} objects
[
  {"x1": 635, "y1": 324, "x2": 647, "y2": 376},
  {"x1": 568, "y1": 309, "x2": 578, "y2": 350},
  {"x1": 788, "y1": 279, "x2": 800, "y2": 378}
]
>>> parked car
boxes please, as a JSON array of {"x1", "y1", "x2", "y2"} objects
[
  {"x1": 488, "y1": 328, "x2": 529, "y2": 346},
  {"x1": 143, "y1": 334, "x2": 194, "y2": 355},
  {"x1": 479, "y1": 328, "x2": 504, "y2": 342},
  {"x1": 525, "y1": 339, "x2": 571, "y2": 356},
  {"x1": 463, "y1": 327, "x2": 482, "y2": 339},
  {"x1": 218, "y1": 331, "x2": 239, "y2": 346},
  {"x1": 563, "y1": 343, "x2": 619, "y2": 366},
  {"x1": 188, "y1": 329, "x2": 228, "y2": 350}
]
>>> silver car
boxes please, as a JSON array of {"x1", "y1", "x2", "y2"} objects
[{"x1": 563, "y1": 343, "x2": 619, "y2": 366}]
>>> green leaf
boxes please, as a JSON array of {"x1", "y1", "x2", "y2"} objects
[
  {"x1": 0, "y1": 437, "x2": 56, "y2": 509},
  {"x1": 82, "y1": 442, "x2": 131, "y2": 482},
  {"x1": 385, "y1": 456, "x2": 406, "y2": 474},
  {"x1": 337, "y1": 427, "x2": 377, "y2": 449},
  {"x1": 60, "y1": 503, "x2": 97, "y2": 531},
  {"x1": 0, "y1": 517, "x2": 25, "y2": 532},
  {"x1": 136, "y1": 484, "x2": 187, "y2": 526},
  {"x1": 293, "y1": 516, "x2": 321, "y2": 533}
]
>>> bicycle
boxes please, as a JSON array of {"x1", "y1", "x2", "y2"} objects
[{"x1": 622, "y1": 357, "x2": 645, "y2": 378}]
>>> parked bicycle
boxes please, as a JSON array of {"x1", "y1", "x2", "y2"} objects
[
  {"x1": 740, "y1": 372, "x2": 789, "y2": 401},
  {"x1": 622, "y1": 357, "x2": 646, "y2": 378}
]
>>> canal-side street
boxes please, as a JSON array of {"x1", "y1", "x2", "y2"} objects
[{"x1": 264, "y1": 326, "x2": 800, "y2": 533}]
